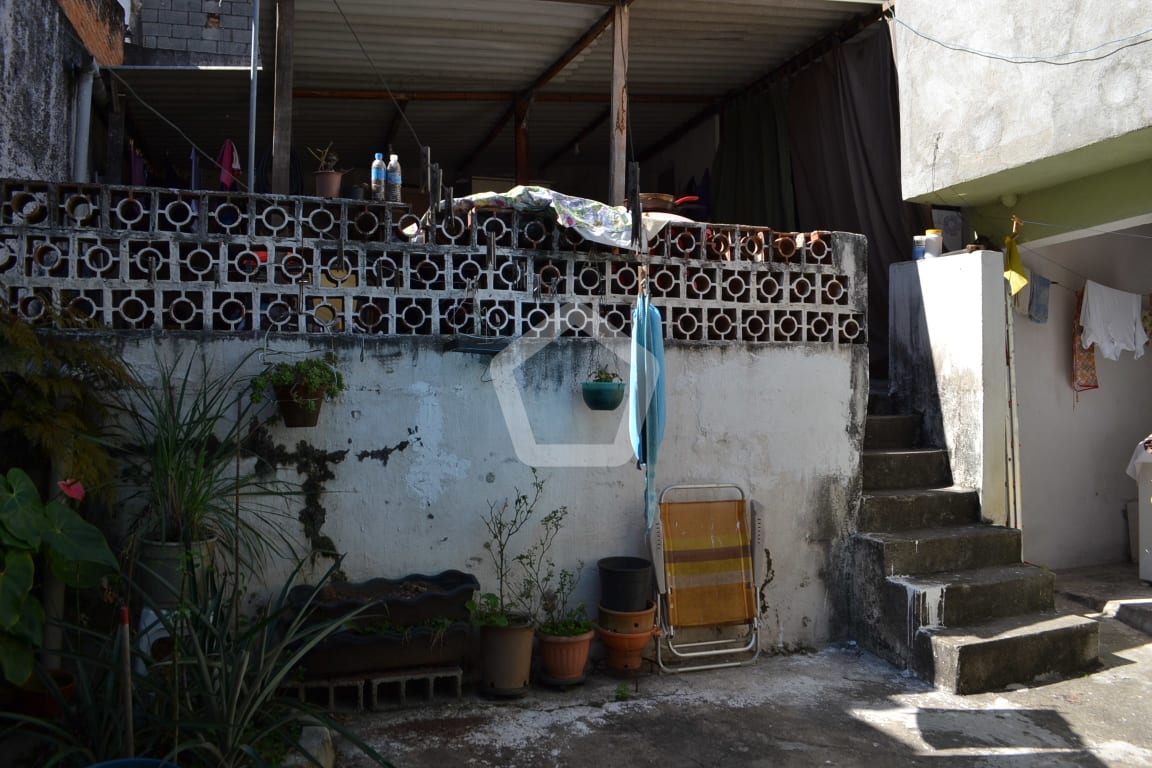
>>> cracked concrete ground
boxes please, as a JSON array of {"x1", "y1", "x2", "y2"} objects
[{"x1": 334, "y1": 566, "x2": 1152, "y2": 768}]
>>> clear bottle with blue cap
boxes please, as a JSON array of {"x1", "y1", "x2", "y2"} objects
[{"x1": 371, "y1": 152, "x2": 386, "y2": 200}]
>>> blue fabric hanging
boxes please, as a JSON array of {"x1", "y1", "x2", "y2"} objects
[{"x1": 629, "y1": 291, "x2": 665, "y2": 529}]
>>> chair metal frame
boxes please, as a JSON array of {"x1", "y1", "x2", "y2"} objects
[{"x1": 650, "y1": 482, "x2": 763, "y2": 673}]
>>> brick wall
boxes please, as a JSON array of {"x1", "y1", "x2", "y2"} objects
[
  {"x1": 56, "y1": 0, "x2": 125, "y2": 65},
  {"x1": 137, "y1": 0, "x2": 252, "y2": 61}
]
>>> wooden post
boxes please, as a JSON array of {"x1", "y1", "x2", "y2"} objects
[
  {"x1": 608, "y1": 1, "x2": 629, "y2": 205},
  {"x1": 514, "y1": 97, "x2": 530, "y2": 186},
  {"x1": 271, "y1": 0, "x2": 294, "y2": 194}
]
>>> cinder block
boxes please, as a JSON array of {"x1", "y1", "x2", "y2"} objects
[
  {"x1": 186, "y1": 38, "x2": 217, "y2": 53},
  {"x1": 159, "y1": 10, "x2": 187, "y2": 25},
  {"x1": 140, "y1": 22, "x2": 172, "y2": 37}
]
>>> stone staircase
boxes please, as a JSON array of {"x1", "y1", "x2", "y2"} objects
[{"x1": 850, "y1": 392, "x2": 1100, "y2": 694}]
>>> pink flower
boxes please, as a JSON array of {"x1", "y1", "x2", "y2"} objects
[{"x1": 57, "y1": 479, "x2": 85, "y2": 501}]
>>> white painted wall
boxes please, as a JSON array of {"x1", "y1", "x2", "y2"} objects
[
  {"x1": 893, "y1": 0, "x2": 1152, "y2": 199},
  {"x1": 889, "y1": 251, "x2": 1009, "y2": 524},
  {"x1": 117, "y1": 335, "x2": 866, "y2": 651},
  {"x1": 1012, "y1": 222, "x2": 1152, "y2": 568}
]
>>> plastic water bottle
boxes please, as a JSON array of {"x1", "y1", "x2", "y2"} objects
[
  {"x1": 924, "y1": 229, "x2": 943, "y2": 258},
  {"x1": 371, "y1": 153, "x2": 386, "y2": 200},
  {"x1": 912, "y1": 234, "x2": 927, "y2": 261},
  {"x1": 386, "y1": 153, "x2": 402, "y2": 203}
]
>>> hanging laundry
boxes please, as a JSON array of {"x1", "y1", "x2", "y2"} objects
[
  {"x1": 1080, "y1": 280, "x2": 1147, "y2": 361},
  {"x1": 1003, "y1": 235, "x2": 1029, "y2": 296},
  {"x1": 1011, "y1": 266, "x2": 1032, "y2": 317},
  {"x1": 129, "y1": 141, "x2": 147, "y2": 186},
  {"x1": 1072, "y1": 290, "x2": 1099, "y2": 394},
  {"x1": 216, "y1": 139, "x2": 241, "y2": 191},
  {"x1": 1028, "y1": 272, "x2": 1051, "y2": 323}
]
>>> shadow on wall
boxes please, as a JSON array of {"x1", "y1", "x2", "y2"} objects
[{"x1": 888, "y1": 268, "x2": 946, "y2": 449}]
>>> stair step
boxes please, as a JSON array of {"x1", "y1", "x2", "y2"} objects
[
  {"x1": 855, "y1": 525, "x2": 1021, "y2": 576},
  {"x1": 885, "y1": 564, "x2": 1055, "y2": 635},
  {"x1": 864, "y1": 414, "x2": 921, "y2": 450},
  {"x1": 861, "y1": 487, "x2": 981, "y2": 531},
  {"x1": 914, "y1": 613, "x2": 1100, "y2": 694},
  {"x1": 863, "y1": 449, "x2": 952, "y2": 491}
]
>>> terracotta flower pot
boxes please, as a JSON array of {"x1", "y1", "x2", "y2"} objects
[
  {"x1": 596, "y1": 625, "x2": 660, "y2": 673},
  {"x1": 537, "y1": 629, "x2": 594, "y2": 685},
  {"x1": 274, "y1": 384, "x2": 326, "y2": 427},
  {"x1": 315, "y1": 170, "x2": 345, "y2": 198}
]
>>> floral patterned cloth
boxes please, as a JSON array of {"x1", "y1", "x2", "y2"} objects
[{"x1": 1073, "y1": 290, "x2": 1099, "y2": 394}]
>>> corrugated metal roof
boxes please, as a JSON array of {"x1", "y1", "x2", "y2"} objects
[{"x1": 113, "y1": 0, "x2": 883, "y2": 197}]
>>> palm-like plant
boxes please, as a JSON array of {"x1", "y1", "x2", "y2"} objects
[{"x1": 111, "y1": 350, "x2": 295, "y2": 571}]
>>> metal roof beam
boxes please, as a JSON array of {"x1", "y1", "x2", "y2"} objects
[{"x1": 455, "y1": 0, "x2": 634, "y2": 176}]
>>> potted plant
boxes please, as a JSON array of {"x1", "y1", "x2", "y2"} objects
[
  {"x1": 515, "y1": 504, "x2": 593, "y2": 686},
  {"x1": 112, "y1": 351, "x2": 293, "y2": 608},
  {"x1": 467, "y1": 470, "x2": 552, "y2": 698},
  {"x1": 581, "y1": 367, "x2": 626, "y2": 411},
  {"x1": 250, "y1": 353, "x2": 346, "y2": 428},
  {"x1": 0, "y1": 469, "x2": 117, "y2": 688},
  {"x1": 309, "y1": 142, "x2": 348, "y2": 198}
]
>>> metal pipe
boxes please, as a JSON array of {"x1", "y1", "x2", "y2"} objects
[
  {"x1": 248, "y1": 0, "x2": 261, "y2": 192},
  {"x1": 73, "y1": 58, "x2": 98, "y2": 182}
]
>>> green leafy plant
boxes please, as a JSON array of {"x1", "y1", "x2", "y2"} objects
[
  {"x1": 0, "y1": 300, "x2": 136, "y2": 495},
  {"x1": 515, "y1": 505, "x2": 590, "y2": 637},
  {"x1": 0, "y1": 469, "x2": 117, "y2": 684},
  {"x1": 589, "y1": 367, "x2": 621, "y2": 383},
  {"x1": 111, "y1": 350, "x2": 295, "y2": 566},
  {"x1": 250, "y1": 353, "x2": 346, "y2": 413},
  {"x1": 308, "y1": 142, "x2": 347, "y2": 174},
  {"x1": 614, "y1": 681, "x2": 632, "y2": 702},
  {"x1": 467, "y1": 469, "x2": 547, "y2": 628}
]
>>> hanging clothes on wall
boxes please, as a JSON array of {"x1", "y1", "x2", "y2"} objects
[
  {"x1": 216, "y1": 139, "x2": 241, "y2": 191},
  {"x1": 1072, "y1": 290, "x2": 1099, "y2": 394},
  {"x1": 1028, "y1": 272, "x2": 1051, "y2": 323},
  {"x1": 1080, "y1": 280, "x2": 1147, "y2": 361}
]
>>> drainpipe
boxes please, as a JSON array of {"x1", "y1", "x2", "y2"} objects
[
  {"x1": 72, "y1": 57, "x2": 99, "y2": 182},
  {"x1": 248, "y1": 0, "x2": 260, "y2": 193}
]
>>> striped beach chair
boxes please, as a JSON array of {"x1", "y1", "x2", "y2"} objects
[{"x1": 650, "y1": 483, "x2": 762, "y2": 672}]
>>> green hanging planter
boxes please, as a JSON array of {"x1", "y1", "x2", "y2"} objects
[{"x1": 581, "y1": 381, "x2": 626, "y2": 411}]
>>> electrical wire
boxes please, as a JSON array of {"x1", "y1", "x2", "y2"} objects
[
  {"x1": 330, "y1": 0, "x2": 424, "y2": 150},
  {"x1": 888, "y1": 15, "x2": 1152, "y2": 65},
  {"x1": 107, "y1": 68, "x2": 250, "y2": 193}
]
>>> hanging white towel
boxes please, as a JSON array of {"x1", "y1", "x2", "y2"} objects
[{"x1": 1080, "y1": 280, "x2": 1147, "y2": 361}]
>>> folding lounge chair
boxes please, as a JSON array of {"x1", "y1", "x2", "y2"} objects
[{"x1": 649, "y1": 482, "x2": 763, "y2": 672}]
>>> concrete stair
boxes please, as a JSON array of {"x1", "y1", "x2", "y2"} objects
[{"x1": 851, "y1": 392, "x2": 1099, "y2": 694}]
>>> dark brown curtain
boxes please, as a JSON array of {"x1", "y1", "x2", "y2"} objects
[{"x1": 786, "y1": 23, "x2": 923, "y2": 377}]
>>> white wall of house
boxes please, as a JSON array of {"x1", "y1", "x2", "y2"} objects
[
  {"x1": 889, "y1": 251, "x2": 1009, "y2": 524},
  {"x1": 119, "y1": 334, "x2": 867, "y2": 651},
  {"x1": 1012, "y1": 219, "x2": 1152, "y2": 569},
  {"x1": 893, "y1": 0, "x2": 1152, "y2": 201}
]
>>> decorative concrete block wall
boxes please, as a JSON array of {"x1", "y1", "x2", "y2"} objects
[{"x1": 0, "y1": 178, "x2": 870, "y2": 650}]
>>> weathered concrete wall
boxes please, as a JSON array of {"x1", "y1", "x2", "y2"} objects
[
  {"x1": 0, "y1": 0, "x2": 86, "y2": 180},
  {"x1": 116, "y1": 334, "x2": 867, "y2": 651},
  {"x1": 1012, "y1": 225, "x2": 1152, "y2": 568},
  {"x1": 893, "y1": 0, "x2": 1152, "y2": 201},
  {"x1": 889, "y1": 251, "x2": 1009, "y2": 523}
]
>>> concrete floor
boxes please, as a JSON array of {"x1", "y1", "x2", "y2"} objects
[{"x1": 336, "y1": 564, "x2": 1152, "y2": 768}]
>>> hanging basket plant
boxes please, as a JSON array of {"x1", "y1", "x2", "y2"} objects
[
  {"x1": 581, "y1": 367, "x2": 625, "y2": 411},
  {"x1": 251, "y1": 353, "x2": 346, "y2": 427}
]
